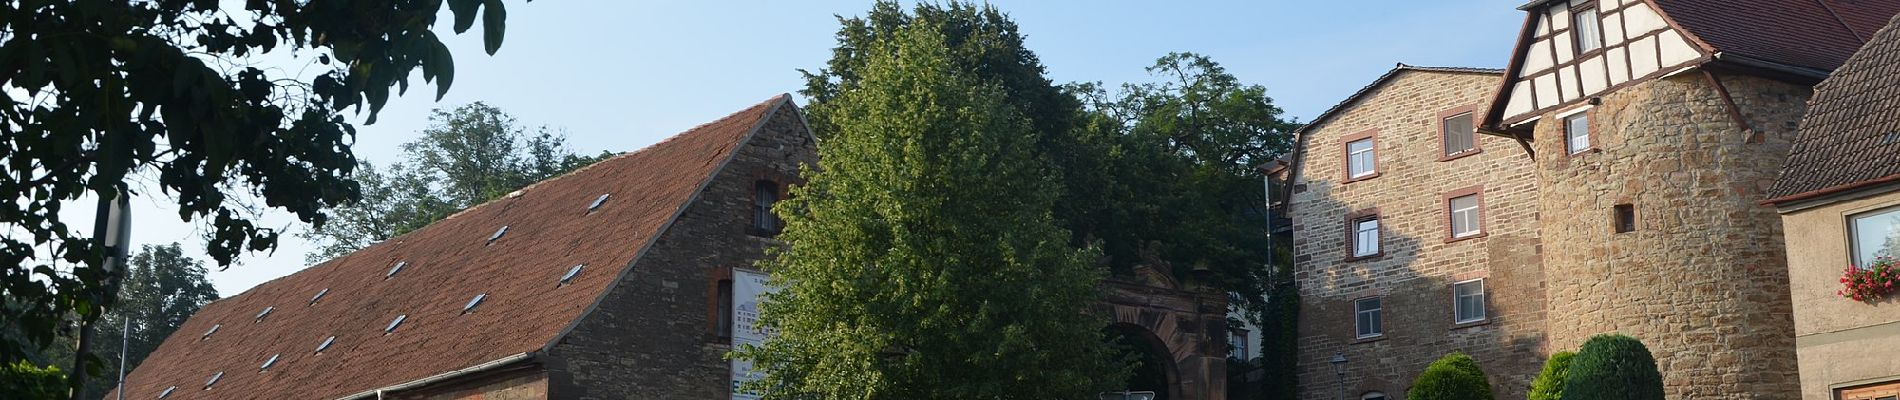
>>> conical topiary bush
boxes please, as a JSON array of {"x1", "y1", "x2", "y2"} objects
[
  {"x1": 1561, "y1": 334, "x2": 1664, "y2": 400},
  {"x1": 1527, "y1": 351, "x2": 1575, "y2": 400},
  {"x1": 1408, "y1": 352, "x2": 1494, "y2": 400}
]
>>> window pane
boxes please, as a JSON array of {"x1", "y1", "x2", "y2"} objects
[
  {"x1": 1355, "y1": 219, "x2": 1380, "y2": 256},
  {"x1": 1443, "y1": 113, "x2": 1474, "y2": 155},
  {"x1": 1565, "y1": 113, "x2": 1591, "y2": 154},
  {"x1": 1348, "y1": 139, "x2": 1375, "y2": 177},
  {"x1": 1852, "y1": 207, "x2": 1900, "y2": 268},
  {"x1": 1575, "y1": 8, "x2": 1602, "y2": 52},
  {"x1": 1451, "y1": 195, "x2": 1479, "y2": 236},
  {"x1": 1455, "y1": 281, "x2": 1485, "y2": 323}
]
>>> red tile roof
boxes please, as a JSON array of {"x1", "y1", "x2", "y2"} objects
[
  {"x1": 111, "y1": 95, "x2": 794, "y2": 400},
  {"x1": 1652, "y1": 0, "x2": 1900, "y2": 71},
  {"x1": 1767, "y1": 13, "x2": 1900, "y2": 203}
]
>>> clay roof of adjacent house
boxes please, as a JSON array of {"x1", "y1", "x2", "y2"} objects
[
  {"x1": 1766, "y1": 14, "x2": 1900, "y2": 204},
  {"x1": 1649, "y1": 0, "x2": 1900, "y2": 72},
  {"x1": 110, "y1": 95, "x2": 796, "y2": 400},
  {"x1": 1293, "y1": 63, "x2": 1503, "y2": 135}
]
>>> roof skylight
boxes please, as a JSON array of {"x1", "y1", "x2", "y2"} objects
[
  {"x1": 204, "y1": 371, "x2": 223, "y2": 389},
  {"x1": 158, "y1": 386, "x2": 176, "y2": 398},
  {"x1": 463, "y1": 293, "x2": 488, "y2": 314},
  {"x1": 309, "y1": 288, "x2": 329, "y2": 306},
  {"x1": 254, "y1": 306, "x2": 274, "y2": 323},
  {"x1": 386, "y1": 261, "x2": 407, "y2": 279},
  {"x1": 488, "y1": 226, "x2": 509, "y2": 243},
  {"x1": 316, "y1": 336, "x2": 336, "y2": 353},
  {"x1": 385, "y1": 314, "x2": 408, "y2": 334},
  {"x1": 588, "y1": 193, "x2": 611, "y2": 212},
  {"x1": 260, "y1": 354, "x2": 280, "y2": 371},
  {"x1": 560, "y1": 264, "x2": 585, "y2": 285},
  {"x1": 202, "y1": 324, "x2": 220, "y2": 340}
]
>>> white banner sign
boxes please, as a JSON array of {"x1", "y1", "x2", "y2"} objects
[{"x1": 732, "y1": 268, "x2": 777, "y2": 400}]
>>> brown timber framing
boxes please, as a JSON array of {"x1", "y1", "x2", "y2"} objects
[{"x1": 1699, "y1": 70, "x2": 1756, "y2": 140}]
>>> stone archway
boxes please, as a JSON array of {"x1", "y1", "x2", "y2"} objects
[{"x1": 1096, "y1": 265, "x2": 1230, "y2": 400}]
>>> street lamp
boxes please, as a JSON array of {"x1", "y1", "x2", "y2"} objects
[
  {"x1": 1098, "y1": 390, "x2": 1157, "y2": 400},
  {"x1": 1330, "y1": 352, "x2": 1349, "y2": 400}
]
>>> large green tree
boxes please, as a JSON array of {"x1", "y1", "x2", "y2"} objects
[
  {"x1": 0, "y1": 0, "x2": 517, "y2": 366},
  {"x1": 301, "y1": 102, "x2": 606, "y2": 262},
  {"x1": 737, "y1": 19, "x2": 1124, "y2": 399},
  {"x1": 42, "y1": 243, "x2": 219, "y2": 399}
]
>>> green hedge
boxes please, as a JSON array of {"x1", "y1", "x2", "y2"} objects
[
  {"x1": 1408, "y1": 352, "x2": 1494, "y2": 400},
  {"x1": 1562, "y1": 334, "x2": 1663, "y2": 400},
  {"x1": 1, "y1": 360, "x2": 67, "y2": 400},
  {"x1": 1527, "y1": 351, "x2": 1575, "y2": 400}
]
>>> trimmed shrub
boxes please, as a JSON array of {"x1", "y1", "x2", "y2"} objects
[
  {"x1": 1527, "y1": 351, "x2": 1576, "y2": 400},
  {"x1": 1, "y1": 360, "x2": 67, "y2": 399},
  {"x1": 1408, "y1": 352, "x2": 1494, "y2": 400},
  {"x1": 1562, "y1": 334, "x2": 1664, "y2": 400}
]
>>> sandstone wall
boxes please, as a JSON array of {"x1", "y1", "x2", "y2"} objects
[
  {"x1": 1530, "y1": 72, "x2": 1805, "y2": 399},
  {"x1": 1291, "y1": 70, "x2": 1546, "y2": 400}
]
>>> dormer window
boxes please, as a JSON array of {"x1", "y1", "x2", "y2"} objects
[
  {"x1": 1573, "y1": 4, "x2": 1603, "y2": 53},
  {"x1": 752, "y1": 180, "x2": 781, "y2": 237}
]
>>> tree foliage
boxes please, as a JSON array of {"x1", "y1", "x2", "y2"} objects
[
  {"x1": 1562, "y1": 334, "x2": 1664, "y2": 400},
  {"x1": 0, "y1": 0, "x2": 517, "y2": 364},
  {"x1": 1529, "y1": 351, "x2": 1576, "y2": 400},
  {"x1": 0, "y1": 360, "x2": 65, "y2": 399},
  {"x1": 52, "y1": 243, "x2": 219, "y2": 399},
  {"x1": 1408, "y1": 352, "x2": 1494, "y2": 400},
  {"x1": 737, "y1": 17, "x2": 1123, "y2": 399},
  {"x1": 301, "y1": 102, "x2": 606, "y2": 262}
]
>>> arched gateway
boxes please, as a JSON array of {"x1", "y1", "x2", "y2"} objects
[{"x1": 1096, "y1": 265, "x2": 1232, "y2": 400}]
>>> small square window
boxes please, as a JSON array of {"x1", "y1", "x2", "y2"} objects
[
  {"x1": 1614, "y1": 204, "x2": 1636, "y2": 233},
  {"x1": 1850, "y1": 206, "x2": 1900, "y2": 269},
  {"x1": 1449, "y1": 194, "x2": 1482, "y2": 238},
  {"x1": 1350, "y1": 216, "x2": 1381, "y2": 258},
  {"x1": 1454, "y1": 279, "x2": 1486, "y2": 324},
  {"x1": 1347, "y1": 138, "x2": 1376, "y2": 178},
  {"x1": 1564, "y1": 112, "x2": 1591, "y2": 154},
  {"x1": 1355, "y1": 297, "x2": 1383, "y2": 339},
  {"x1": 1442, "y1": 112, "x2": 1476, "y2": 156},
  {"x1": 1573, "y1": 5, "x2": 1603, "y2": 53}
]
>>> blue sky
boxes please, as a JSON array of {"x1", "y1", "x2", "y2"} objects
[{"x1": 105, "y1": 1, "x2": 1528, "y2": 296}]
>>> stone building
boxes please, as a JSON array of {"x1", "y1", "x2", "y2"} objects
[
  {"x1": 111, "y1": 94, "x2": 1233, "y2": 399},
  {"x1": 1764, "y1": 12, "x2": 1900, "y2": 400},
  {"x1": 1285, "y1": 65, "x2": 1545, "y2": 400},
  {"x1": 111, "y1": 95, "x2": 820, "y2": 399},
  {"x1": 1288, "y1": 1, "x2": 1900, "y2": 399}
]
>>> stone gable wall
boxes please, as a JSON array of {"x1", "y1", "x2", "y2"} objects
[
  {"x1": 1290, "y1": 70, "x2": 1546, "y2": 400},
  {"x1": 1530, "y1": 72, "x2": 1805, "y2": 399},
  {"x1": 547, "y1": 104, "x2": 818, "y2": 400}
]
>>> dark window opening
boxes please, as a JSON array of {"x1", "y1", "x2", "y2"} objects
[
  {"x1": 1614, "y1": 204, "x2": 1635, "y2": 233},
  {"x1": 752, "y1": 180, "x2": 781, "y2": 236},
  {"x1": 716, "y1": 279, "x2": 734, "y2": 341}
]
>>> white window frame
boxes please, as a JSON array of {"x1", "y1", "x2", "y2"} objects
[
  {"x1": 1352, "y1": 217, "x2": 1380, "y2": 257},
  {"x1": 1347, "y1": 138, "x2": 1376, "y2": 178},
  {"x1": 1563, "y1": 110, "x2": 1591, "y2": 155},
  {"x1": 1849, "y1": 205, "x2": 1900, "y2": 270},
  {"x1": 1453, "y1": 279, "x2": 1487, "y2": 324},
  {"x1": 1450, "y1": 194, "x2": 1481, "y2": 238},
  {"x1": 1229, "y1": 329, "x2": 1249, "y2": 360},
  {"x1": 1443, "y1": 112, "x2": 1476, "y2": 156},
  {"x1": 1355, "y1": 297, "x2": 1383, "y2": 339}
]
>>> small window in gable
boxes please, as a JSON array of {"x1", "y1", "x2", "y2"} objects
[
  {"x1": 1346, "y1": 138, "x2": 1376, "y2": 179},
  {"x1": 1573, "y1": 4, "x2": 1603, "y2": 53},
  {"x1": 752, "y1": 180, "x2": 782, "y2": 237},
  {"x1": 1442, "y1": 112, "x2": 1476, "y2": 156}
]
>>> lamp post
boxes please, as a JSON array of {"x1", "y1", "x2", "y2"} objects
[{"x1": 1330, "y1": 352, "x2": 1348, "y2": 400}]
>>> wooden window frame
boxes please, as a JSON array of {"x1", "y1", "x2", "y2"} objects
[
  {"x1": 1570, "y1": 2, "x2": 1606, "y2": 56},
  {"x1": 1838, "y1": 379, "x2": 1900, "y2": 400},
  {"x1": 1341, "y1": 129, "x2": 1381, "y2": 183},
  {"x1": 1437, "y1": 105, "x2": 1483, "y2": 161},
  {"x1": 1443, "y1": 186, "x2": 1487, "y2": 243},
  {"x1": 1344, "y1": 208, "x2": 1383, "y2": 262}
]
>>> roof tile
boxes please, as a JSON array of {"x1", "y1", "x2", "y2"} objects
[{"x1": 1769, "y1": 12, "x2": 1900, "y2": 201}]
